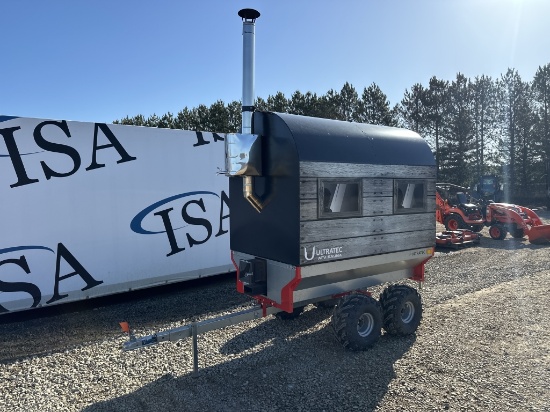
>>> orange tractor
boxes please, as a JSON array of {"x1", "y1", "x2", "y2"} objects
[
  {"x1": 484, "y1": 202, "x2": 550, "y2": 244},
  {"x1": 436, "y1": 183, "x2": 550, "y2": 244},
  {"x1": 436, "y1": 183, "x2": 484, "y2": 232}
]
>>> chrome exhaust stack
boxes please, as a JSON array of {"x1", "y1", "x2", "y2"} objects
[
  {"x1": 224, "y1": 8, "x2": 266, "y2": 212},
  {"x1": 239, "y1": 8, "x2": 259, "y2": 135}
]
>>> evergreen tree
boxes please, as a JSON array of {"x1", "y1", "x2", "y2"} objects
[
  {"x1": 207, "y1": 100, "x2": 230, "y2": 132},
  {"x1": 227, "y1": 100, "x2": 242, "y2": 133},
  {"x1": 424, "y1": 77, "x2": 448, "y2": 175},
  {"x1": 470, "y1": 75, "x2": 499, "y2": 180},
  {"x1": 266, "y1": 91, "x2": 289, "y2": 112},
  {"x1": 398, "y1": 83, "x2": 426, "y2": 134},
  {"x1": 532, "y1": 64, "x2": 550, "y2": 199},
  {"x1": 441, "y1": 73, "x2": 475, "y2": 186},
  {"x1": 356, "y1": 83, "x2": 397, "y2": 126},
  {"x1": 497, "y1": 69, "x2": 530, "y2": 197},
  {"x1": 336, "y1": 82, "x2": 358, "y2": 121},
  {"x1": 319, "y1": 89, "x2": 341, "y2": 120}
]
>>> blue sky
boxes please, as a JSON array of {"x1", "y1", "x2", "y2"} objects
[{"x1": 2, "y1": 0, "x2": 549, "y2": 124}]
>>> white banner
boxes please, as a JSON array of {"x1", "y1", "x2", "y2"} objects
[{"x1": 0, "y1": 116, "x2": 232, "y2": 314}]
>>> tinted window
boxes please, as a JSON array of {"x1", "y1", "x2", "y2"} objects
[
  {"x1": 319, "y1": 179, "x2": 362, "y2": 218},
  {"x1": 394, "y1": 180, "x2": 426, "y2": 213}
]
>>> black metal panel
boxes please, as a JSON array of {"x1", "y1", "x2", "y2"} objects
[
  {"x1": 268, "y1": 112, "x2": 435, "y2": 166},
  {"x1": 229, "y1": 177, "x2": 300, "y2": 265},
  {"x1": 229, "y1": 112, "x2": 300, "y2": 265}
]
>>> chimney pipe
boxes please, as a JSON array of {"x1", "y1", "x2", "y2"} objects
[
  {"x1": 238, "y1": 8, "x2": 260, "y2": 134},
  {"x1": 231, "y1": 9, "x2": 267, "y2": 213}
]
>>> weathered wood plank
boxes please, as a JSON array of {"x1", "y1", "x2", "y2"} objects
[
  {"x1": 300, "y1": 199, "x2": 318, "y2": 221},
  {"x1": 362, "y1": 197, "x2": 393, "y2": 216},
  {"x1": 301, "y1": 213, "x2": 435, "y2": 243},
  {"x1": 301, "y1": 162, "x2": 436, "y2": 179},
  {"x1": 301, "y1": 177, "x2": 434, "y2": 201},
  {"x1": 301, "y1": 196, "x2": 402, "y2": 221},
  {"x1": 299, "y1": 178, "x2": 318, "y2": 200},
  {"x1": 300, "y1": 229, "x2": 435, "y2": 266},
  {"x1": 426, "y1": 195, "x2": 436, "y2": 211},
  {"x1": 363, "y1": 179, "x2": 393, "y2": 197}
]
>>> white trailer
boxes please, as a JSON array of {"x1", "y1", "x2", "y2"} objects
[{"x1": 0, "y1": 115, "x2": 232, "y2": 314}]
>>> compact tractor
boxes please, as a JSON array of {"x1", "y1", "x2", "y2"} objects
[
  {"x1": 436, "y1": 183, "x2": 550, "y2": 244},
  {"x1": 435, "y1": 183, "x2": 483, "y2": 248},
  {"x1": 484, "y1": 202, "x2": 550, "y2": 243}
]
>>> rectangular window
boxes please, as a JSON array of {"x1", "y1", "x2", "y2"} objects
[
  {"x1": 394, "y1": 180, "x2": 427, "y2": 213},
  {"x1": 319, "y1": 179, "x2": 362, "y2": 218}
]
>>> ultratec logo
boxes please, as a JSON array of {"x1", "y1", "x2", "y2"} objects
[{"x1": 304, "y1": 245, "x2": 343, "y2": 262}]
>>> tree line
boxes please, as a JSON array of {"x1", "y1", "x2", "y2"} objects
[{"x1": 114, "y1": 63, "x2": 550, "y2": 203}]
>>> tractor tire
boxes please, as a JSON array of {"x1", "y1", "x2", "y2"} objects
[
  {"x1": 331, "y1": 294, "x2": 382, "y2": 351},
  {"x1": 444, "y1": 214, "x2": 465, "y2": 231},
  {"x1": 489, "y1": 224, "x2": 508, "y2": 240},
  {"x1": 511, "y1": 227, "x2": 525, "y2": 239},
  {"x1": 379, "y1": 285, "x2": 423, "y2": 336},
  {"x1": 275, "y1": 306, "x2": 304, "y2": 320},
  {"x1": 471, "y1": 225, "x2": 484, "y2": 233}
]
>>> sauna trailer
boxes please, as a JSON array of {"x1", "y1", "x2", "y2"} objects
[
  {"x1": 120, "y1": 9, "x2": 436, "y2": 358},
  {"x1": 122, "y1": 112, "x2": 436, "y2": 355},
  {"x1": 227, "y1": 110, "x2": 436, "y2": 350}
]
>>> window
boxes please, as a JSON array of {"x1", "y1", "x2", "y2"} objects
[
  {"x1": 319, "y1": 179, "x2": 362, "y2": 218},
  {"x1": 394, "y1": 180, "x2": 427, "y2": 213}
]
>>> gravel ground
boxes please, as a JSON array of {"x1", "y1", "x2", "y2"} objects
[{"x1": 1, "y1": 218, "x2": 549, "y2": 412}]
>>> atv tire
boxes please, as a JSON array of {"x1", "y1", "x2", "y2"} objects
[
  {"x1": 444, "y1": 214, "x2": 465, "y2": 231},
  {"x1": 379, "y1": 285, "x2": 423, "y2": 336},
  {"x1": 331, "y1": 294, "x2": 382, "y2": 351}
]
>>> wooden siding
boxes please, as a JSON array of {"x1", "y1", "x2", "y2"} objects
[
  {"x1": 300, "y1": 229, "x2": 435, "y2": 266},
  {"x1": 299, "y1": 177, "x2": 436, "y2": 222},
  {"x1": 298, "y1": 162, "x2": 437, "y2": 265},
  {"x1": 300, "y1": 162, "x2": 436, "y2": 179},
  {"x1": 301, "y1": 213, "x2": 435, "y2": 243}
]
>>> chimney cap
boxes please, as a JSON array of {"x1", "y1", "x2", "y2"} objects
[{"x1": 238, "y1": 8, "x2": 260, "y2": 21}]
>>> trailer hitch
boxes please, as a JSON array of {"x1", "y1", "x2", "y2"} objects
[{"x1": 119, "y1": 305, "x2": 278, "y2": 374}]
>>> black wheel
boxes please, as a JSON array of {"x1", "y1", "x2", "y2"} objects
[
  {"x1": 511, "y1": 226, "x2": 525, "y2": 238},
  {"x1": 379, "y1": 285, "x2": 423, "y2": 336},
  {"x1": 489, "y1": 224, "x2": 507, "y2": 240},
  {"x1": 471, "y1": 225, "x2": 484, "y2": 233},
  {"x1": 444, "y1": 214, "x2": 465, "y2": 231},
  {"x1": 331, "y1": 294, "x2": 382, "y2": 351},
  {"x1": 275, "y1": 306, "x2": 304, "y2": 320}
]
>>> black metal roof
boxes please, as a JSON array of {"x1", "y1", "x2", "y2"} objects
[{"x1": 254, "y1": 112, "x2": 435, "y2": 166}]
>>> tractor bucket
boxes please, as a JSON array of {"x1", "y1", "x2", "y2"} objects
[{"x1": 527, "y1": 224, "x2": 550, "y2": 244}]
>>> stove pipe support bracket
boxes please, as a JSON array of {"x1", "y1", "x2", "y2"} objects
[{"x1": 239, "y1": 9, "x2": 265, "y2": 213}]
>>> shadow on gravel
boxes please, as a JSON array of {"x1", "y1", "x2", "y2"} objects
[
  {"x1": 476, "y1": 236, "x2": 548, "y2": 251},
  {"x1": 0, "y1": 272, "x2": 249, "y2": 364},
  {"x1": 84, "y1": 307, "x2": 416, "y2": 412},
  {"x1": 435, "y1": 235, "x2": 548, "y2": 255}
]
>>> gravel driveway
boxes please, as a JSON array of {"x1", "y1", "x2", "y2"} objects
[{"x1": 1, "y1": 220, "x2": 549, "y2": 411}]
